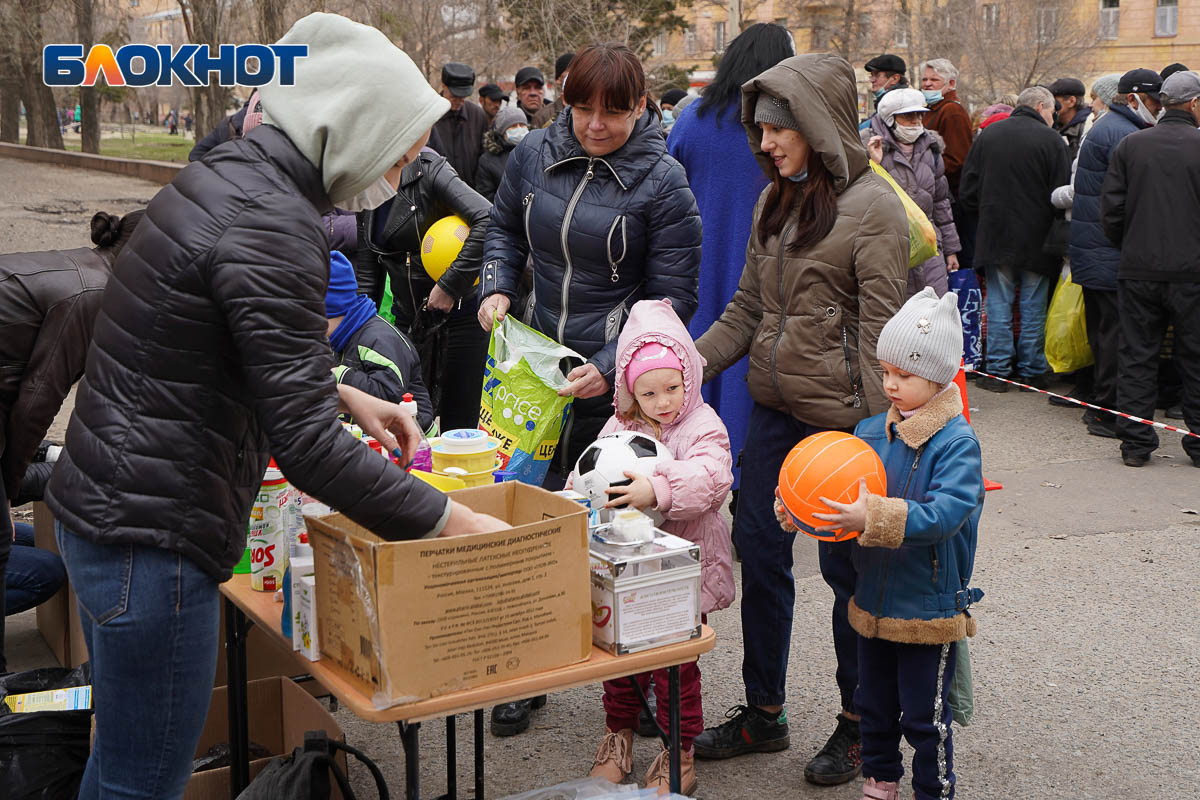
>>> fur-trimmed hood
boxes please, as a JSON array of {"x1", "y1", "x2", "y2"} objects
[
  {"x1": 884, "y1": 383, "x2": 963, "y2": 449},
  {"x1": 482, "y1": 128, "x2": 512, "y2": 156}
]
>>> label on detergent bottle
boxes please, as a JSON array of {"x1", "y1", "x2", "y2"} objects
[{"x1": 249, "y1": 468, "x2": 291, "y2": 592}]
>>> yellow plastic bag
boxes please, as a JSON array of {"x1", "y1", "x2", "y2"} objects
[
  {"x1": 870, "y1": 161, "x2": 939, "y2": 269},
  {"x1": 1044, "y1": 270, "x2": 1094, "y2": 373}
]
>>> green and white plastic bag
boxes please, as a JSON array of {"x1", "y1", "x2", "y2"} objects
[{"x1": 479, "y1": 316, "x2": 583, "y2": 485}]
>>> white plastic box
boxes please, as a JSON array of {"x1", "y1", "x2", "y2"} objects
[
  {"x1": 295, "y1": 575, "x2": 320, "y2": 661},
  {"x1": 589, "y1": 527, "x2": 702, "y2": 655}
]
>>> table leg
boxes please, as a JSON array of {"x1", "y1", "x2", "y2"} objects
[
  {"x1": 445, "y1": 716, "x2": 457, "y2": 799},
  {"x1": 668, "y1": 665, "x2": 681, "y2": 794},
  {"x1": 474, "y1": 709, "x2": 485, "y2": 800},
  {"x1": 400, "y1": 721, "x2": 421, "y2": 800},
  {"x1": 224, "y1": 598, "x2": 251, "y2": 799}
]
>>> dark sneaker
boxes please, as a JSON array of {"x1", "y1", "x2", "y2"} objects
[
  {"x1": 693, "y1": 705, "x2": 790, "y2": 760},
  {"x1": 1048, "y1": 394, "x2": 1077, "y2": 407},
  {"x1": 1018, "y1": 373, "x2": 1051, "y2": 392},
  {"x1": 977, "y1": 375, "x2": 1010, "y2": 393},
  {"x1": 1121, "y1": 452, "x2": 1150, "y2": 468},
  {"x1": 1166, "y1": 405, "x2": 1184, "y2": 420},
  {"x1": 490, "y1": 694, "x2": 547, "y2": 736},
  {"x1": 803, "y1": 713, "x2": 862, "y2": 786},
  {"x1": 1085, "y1": 417, "x2": 1119, "y2": 439}
]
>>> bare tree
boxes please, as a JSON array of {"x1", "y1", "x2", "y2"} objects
[
  {"x1": 179, "y1": 0, "x2": 233, "y2": 142},
  {"x1": 256, "y1": 0, "x2": 291, "y2": 43},
  {"x1": 4, "y1": 0, "x2": 65, "y2": 149},
  {"x1": 500, "y1": 0, "x2": 690, "y2": 65},
  {"x1": 74, "y1": 0, "x2": 100, "y2": 153}
]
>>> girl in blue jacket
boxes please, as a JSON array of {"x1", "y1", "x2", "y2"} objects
[{"x1": 805, "y1": 287, "x2": 985, "y2": 800}]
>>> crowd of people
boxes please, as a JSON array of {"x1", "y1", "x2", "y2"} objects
[{"x1": 1, "y1": 12, "x2": 1197, "y2": 800}]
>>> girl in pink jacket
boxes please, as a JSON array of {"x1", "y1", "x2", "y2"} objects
[{"x1": 586, "y1": 299, "x2": 735, "y2": 796}]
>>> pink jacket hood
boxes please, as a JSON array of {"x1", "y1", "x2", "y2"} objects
[{"x1": 612, "y1": 299, "x2": 706, "y2": 425}]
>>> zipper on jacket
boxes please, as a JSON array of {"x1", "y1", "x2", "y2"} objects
[
  {"x1": 523, "y1": 192, "x2": 535, "y2": 248},
  {"x1": 606, "y1": 215, "x2": 627, "y2": 283},
  {"x1": 930, "y1": 546, "x2": 940, "y2": 584},
  {"x1": 557, "y1": 158, "x2": 595, "y2": 343},
  {"x1": 841, "y1": 325, "x2": 862, "y2": 408},
  {"x1": 873, "y1": 447, "x2": 925, "y2": 619},
  {"x1": 768, "y1": 223, "x2": 794, "y2": 402}
]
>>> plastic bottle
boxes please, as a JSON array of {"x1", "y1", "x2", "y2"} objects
[
  {"x1": 399, "y1": 392, "x2": 433, "y2": 472},
  {"x1": 281, "y1": 532, "x2": 314, "y2": 639}
]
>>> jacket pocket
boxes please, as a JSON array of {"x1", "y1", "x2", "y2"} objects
[
  {"x1": 605, "y1": 215, "x2": 627, "y2": 283},
  {"x1": 603, "y1": 286, "x2": 641, "y2": 343},
  {"x1": 816, "y1": 305, "x2": 861, "y2": 407}
]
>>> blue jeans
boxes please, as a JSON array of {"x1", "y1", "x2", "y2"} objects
[
  {"x1": 736, "y1": 403, "x2": 857, "y2": 711},
  {"x1": 984, "y1": 265, "x2": 1051, "y2": 378},
  {"x1": 855, "y1": 636, "x2": 958, "y2": 800},
  {"x1": 6, "y1": 522, "x2": 67, "y2": 615},
  {"x1": 56, "y1": 524, "x2": 220, "y2": 800}
]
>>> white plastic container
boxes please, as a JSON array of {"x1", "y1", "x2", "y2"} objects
[
  {"x1": 589, "y1": 527, "x2": 702, "y2": 655},
  {"x1": 296, "y1": 574, "x2": 320, "y2": 661},
  {"x1": 248, "y1": 466, "x2": 291, "y2": 592}
]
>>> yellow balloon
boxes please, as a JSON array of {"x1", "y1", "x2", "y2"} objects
[{"x1": 420, "y1": 215, "x2": 470, "y2": 282}]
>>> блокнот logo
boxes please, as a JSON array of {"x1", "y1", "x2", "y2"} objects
[{"x1": 43, "y1": 44, "x2": 307, "y2": 87}]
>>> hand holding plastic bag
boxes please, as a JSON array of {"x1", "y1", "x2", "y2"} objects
[{"x1": 870, "y1": 161, "x2": 939, "y2": 268}]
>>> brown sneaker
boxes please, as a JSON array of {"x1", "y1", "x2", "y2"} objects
[
  {"x1": 589, "y1": 728, "x2": 634, "y2": 784},
  {"x1": 643, "y1": 744, "x2": 697, "y2": 796}
]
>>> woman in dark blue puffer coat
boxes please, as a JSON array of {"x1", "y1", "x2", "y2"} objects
[{"x1": 478, "y1": 43, "x2": 702, "y2": 487}]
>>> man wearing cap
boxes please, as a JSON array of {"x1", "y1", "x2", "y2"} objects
[
  {"x1": 862, "y1": 53, "x2": 908, "y2": 130},
  {"x1": 433, "y1": 62, "x2": 489, "y2": 189},
  {"x1": 515, "y1": 65, "x2": 551, "y2": 125},
  {"x1": 479, "y1": 83, "x2": 506, "y2": 126},
  {"x1": 1066, "y1": 73, "x2": 1147, "y2": 437},
  {"x1": 1100, "y1": 70, "x2": 1200, "y2": 468},
  {"x1": 1118, "y1": 67, "x2": 1163, "y2": 128},
  {"x1": 959, "y1": 86, "x2": 1069, "y2": 393},
  {"x1": 531, "y1": 53, "x2": 574, "y2": 129},
  {"x1": 1049, "y1": 77, "x2": 1090, "y2": 159},
  {"x1": 1161, "y1": 62, "x2": 1190, "y2": 81},
  {"x1": 919, "y1": 59, "x2": 972, "y2": 198}
]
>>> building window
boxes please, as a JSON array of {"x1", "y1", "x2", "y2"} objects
[
  {"x1": 129, "y1": 0, "x2": 139, "y2": 5},
  {"x1": 713, "y1": 21, "x2": 726, "y2": 53},
  {"x1": 684, "y1": 27, "x2": 697, "y2": 55},
  {"x1": 1036, "y1": 7, "x2": 1058, "y2": 43},
  {"x1": 857, "y1": 13, "x2": 872, "y2": 48},
  {"x1": 895, "y1": 15, "x2": 909, "y2": 47},
  {"x1": 1155, "y1": 0, "x2": 1178, "y2": 36},
  {"x1": 1099, "y1": 0, "x2": 1119, "y2": 39},
  {"x1": 653, "y1": 32, "x2": 667, "y2": 57},
  {"x1": 981, "y1": 3, "x2": 1000, "y2": 36}
]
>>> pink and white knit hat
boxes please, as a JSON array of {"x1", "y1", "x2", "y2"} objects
[{"x1": 625, "y1": 342, "x2": 683, "y2": 389}]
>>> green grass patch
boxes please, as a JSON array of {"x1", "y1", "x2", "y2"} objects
[{"x1": 64, "y1": 132, "x2": 194, "y2": 163}]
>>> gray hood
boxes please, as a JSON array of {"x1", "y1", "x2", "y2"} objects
[
  {"x1": 740, "y1": 53, "x2": 869, "y2": 194},
  {"x1": 257, "y1": 13, "x2": 450, "y2": 204}
]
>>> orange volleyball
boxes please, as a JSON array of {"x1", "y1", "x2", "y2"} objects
[{"x1": 776, "y1": 431, "x2": 887, "y2": 541}]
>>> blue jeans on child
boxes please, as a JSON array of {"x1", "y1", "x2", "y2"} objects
[
  {"x1": 736, "y1": 403, "x2": 857, "y2": 712},
  {"x1": 56, "y1": 524, "x2": 220, "y2": 800},
  {"x1": 855, "y1": 635, "x2": 959, "y2": 799},
  {"x1": 6, "y1": 522, "x2": 67, "y2": 615},
  {"x1": 984, "y1": 265, "x2": 1051, "y2": 379}
]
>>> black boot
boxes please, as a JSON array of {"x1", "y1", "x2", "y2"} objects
[
  {"x1": 803, "y1": 713, "x2": 862, "y2": 786},
  {"x1": 489, "y1": 694, "x2": 547, "y2": 736}
]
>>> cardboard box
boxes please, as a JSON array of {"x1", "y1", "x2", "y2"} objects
[
  {"x1": 33, "y1": 502, "x2": 87, "y2": 668},
  {"x1": 183, "y1": 676, "x2": 345, "y2": 800},
  {"x1": 307, "y1": 481, "x2": 590, "y2": 707}
]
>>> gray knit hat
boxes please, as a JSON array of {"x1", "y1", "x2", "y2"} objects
[
  {"x1": 1091, "y1": 73, "x2": 1122, "y2": 108},
  {"x1": 876, "y1": 287, "x2": 963, "y2": 385},
  {"x1": 754, "y1": 92, "x2": 800, "y2": 130},
  {"x1": 493, "y1": 104, "x2": 526, "y2": 133}
]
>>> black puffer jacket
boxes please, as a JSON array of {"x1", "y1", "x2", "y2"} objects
[
  {"x1": 46, "y1": 125, "x2": 451, "y2": 581},
  {"x1": 476, "y1": 129, "x2": 515, "y2": 203},
  {"x1": 353, "y1": 150, "x2": 491, "y2": 320},
  {"x1": 0, "y1": 247, "x2": 111, "y2": 499},
  {"x1": 481, "y1": 108, "x2": 701, "y2": 382},
  {"x1": 333, "y1": 315, "x2": 434, "y2": 433}
]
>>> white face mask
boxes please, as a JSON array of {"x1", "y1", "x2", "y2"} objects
[
  {"x1": 1134, "y1": 98, "x2": 1158, "y2": 126},
  {"x1": 894, "y1": 123, "x2": 924, "y2": 143},
  {"x1": 505, "y1": 125, "x2": 529, "y2": 145},
  {"x1": 334, "y1": 175, "x2": 398, "y2": 212}
]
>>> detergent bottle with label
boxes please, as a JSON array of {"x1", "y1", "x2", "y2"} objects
[{"x1": 399, "y1": 392, "x2": 433, "y2": 472}]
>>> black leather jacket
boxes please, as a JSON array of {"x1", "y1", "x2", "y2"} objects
[
  {"x1": 353, "y1": 150, "x2": 491, "y2": 322},
  {"x1": 47, "y1": 125, "x2": 450, "y2": 581}
]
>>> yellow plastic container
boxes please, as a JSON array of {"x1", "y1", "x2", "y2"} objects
[
  {"x1": 430, "y1": 429, "x2": 502, "y2": 475},
  {"x1": 411, "y1": 470, "x2": 467, "y2": 491},
  {"x1": 435, "y1": 458, "x2": 502, "y2": 488}
]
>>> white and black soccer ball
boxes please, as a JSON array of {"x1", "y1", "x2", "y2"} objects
[{"x1": 571, "y1": 431, "x2": 674, "y2": 525}]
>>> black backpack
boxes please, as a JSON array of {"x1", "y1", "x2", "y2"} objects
[{"x1": 237, "y1": 730, "x2": 389, "y2": 800}]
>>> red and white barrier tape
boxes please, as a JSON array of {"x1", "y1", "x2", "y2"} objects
[{"x1": 963, "y1": 367, "x2": 1198, "y2": 440}]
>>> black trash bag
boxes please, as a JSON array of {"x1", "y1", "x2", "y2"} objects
[{"x1": 0, "y1": 664, "x2": 92, "y2": 800}]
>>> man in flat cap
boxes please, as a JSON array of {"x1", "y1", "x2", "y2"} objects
[
  {"x1": 433, "y1": 62, "x2": 489, "y2": 188},
  {"x1": 1099, "y1": 70, "x2": 1200, "y2": 468},
  {"x1": 1049, "y1": 77, "x2": 1090, "y2": 159},
  {"x1": 479, "y1": 83, "x2": 506, "y2": 126},
  {"x1": 862, "y1": 53, "x2": 909, "y2": 129}
]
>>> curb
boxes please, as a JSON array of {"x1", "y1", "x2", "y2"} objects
[{"x1": 0, "y1": 142, "x2": 183, "y2": 185}]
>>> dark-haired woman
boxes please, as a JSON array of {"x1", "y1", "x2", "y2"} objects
[
  {"x1": 666, "y1": 21, "x2": 793, "y2": 500},
  {"x1": 478, "y1": 42, "x2": 701, "y2": 736},
  {"x1": 693, "y1": 54, "x2": 907, "y2": 787},
  {"x1": 0, "y1": 209, "x2": 143, "y2": 673}
]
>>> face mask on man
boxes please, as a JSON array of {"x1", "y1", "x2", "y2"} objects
[
  {"x1": 505, "y1": 125, "x2": 529, "y2": 145},
  {"x1": 874, "y1": 87, "x2": 888, "y2": 100},
  {"x1": 922, "y1": 89, "x2": 943, "y2": 105},
  {"x1": 893, "y1": 123, "x2": 925, "y2": 143},
  {"x1": 1134, "y1": 96, "x2": 1158, "y2": 126},
  {"x1": 662, "y1": 108, "x2": 675, "y2": 127},
  {"x1": 335, "y1": 174, "x2": 398, "y2": 213}
]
